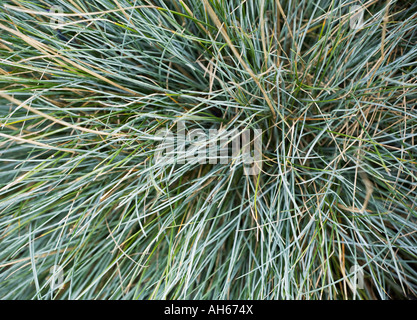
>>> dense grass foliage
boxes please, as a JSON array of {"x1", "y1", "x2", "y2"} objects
[{"x1": 0, "y1": 0, "x2": 416, "y2": 299}]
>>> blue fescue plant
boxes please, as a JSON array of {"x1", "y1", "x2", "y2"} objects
[{"x1": 0, "y1": 0, "x2": 417, "y2": 299}]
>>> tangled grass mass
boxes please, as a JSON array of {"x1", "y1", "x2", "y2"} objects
[{"x1": 0, "y1": 0, "x2": 417, "y2": 299}]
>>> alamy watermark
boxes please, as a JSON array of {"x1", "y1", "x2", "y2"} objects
[
  {"x1": 49, "y1": 264, "x2": 64, "y2": 291},
  {"x1": 349, "y1": 264, "x2": 364, "y2": 294},
  {"x1": 349, "y1": 5, "x2": 365, "y2": 30},
  {"x1": 154, "y1": 122, "x2": 262, "y2": 176},
  {"x1": 49, "y1": 5, "x2": 64, "y2": 29}
]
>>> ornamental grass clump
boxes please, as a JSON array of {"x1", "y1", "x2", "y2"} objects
[{"x1": 0, "y1": 0, "x2": 416, "y2": 299}]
